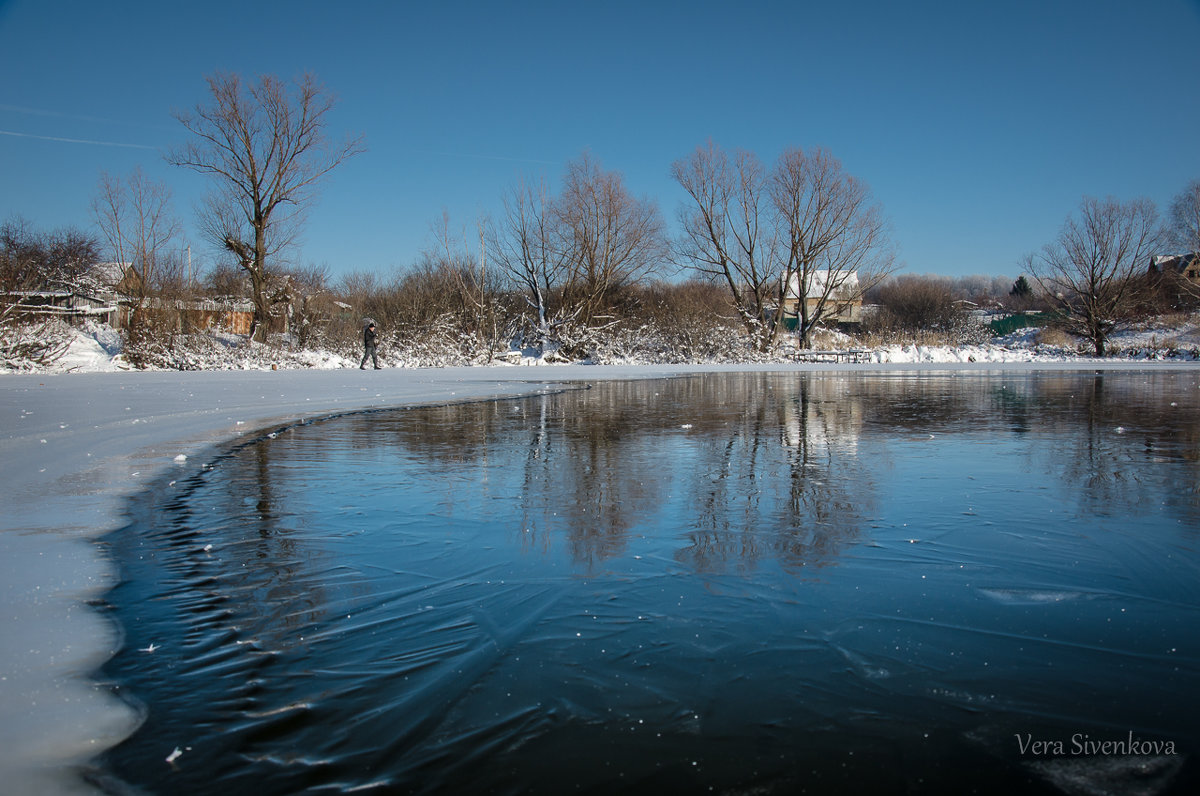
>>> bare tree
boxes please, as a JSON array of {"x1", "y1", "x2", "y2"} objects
[
  {"x1": 772, "y1": 146, "x2": 895, "y2": 348},
  {"x1": 555, "y1": 152, "x2": 667, "y2": 329},
  {"x1": 671, "y1": 142, "x2": 782, "y2": 350},
  {"x1": 672, "y1": 142, "x2": 894, "y2": 350},
  {"x1": 490, "y1": 175, "x2": 569, "y2": 351},
  {"x1": 1165, "y1": 178, "x2": 1200, "y2": 255},
  {"x1": 869, "y1": 274, "x2": 963, "y2": 332},
  {"x1": 430, "y1": 210, "x2": 501, "y2": 360},
  {"x1": 91, "y1": 167, "x2": 181, "y2": 302},
  {"x1": 169, "y1": 72, "x2": 364, "y2": 342},
  {"x1": 272, "y1": 262, "x2": 331, "y2": 349},
  {"x1": 0, "y1": 219, "x2": 101, "y2": 369},
  {"x1": 1026, "y1": 196, "x2": 1159, "y2": 356},
  {"x1": 0, "y1": 217, "x2": 102, "y2": 294}
]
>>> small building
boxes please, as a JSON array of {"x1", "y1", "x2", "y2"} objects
[
  {"x1": 1, "y1": 290, "x2": 118, "y2": 326},
  {"x1": 1149, "y1": 253, "x2": 1200, "y2": 284},
  {"x1": 781, "y1": 270, "x2": 864, "y2": 326},
  {"x1": 95, "y1": 261, "x2": 144, "y2": 295}
]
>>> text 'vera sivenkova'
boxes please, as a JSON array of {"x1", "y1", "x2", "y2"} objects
[{"x1": 1015, "y1": 732, "x2": 1177, "y2": 757}]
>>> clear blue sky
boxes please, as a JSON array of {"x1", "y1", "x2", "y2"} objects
[{"x1": 2, "y1": 0, "x2": 1198, "y2": 281}]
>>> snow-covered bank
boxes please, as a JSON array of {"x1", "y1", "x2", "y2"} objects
[
  {"x1": 2, "y1": 361, "x2": 1199, "y2": 794},
  {"x1": 5, "y1": 313, "x2": 1200, "y2": 376}
]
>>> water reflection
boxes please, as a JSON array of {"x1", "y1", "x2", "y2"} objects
[{"x1": 98, "y1": 371, "x2": 1200, "y2": 795}]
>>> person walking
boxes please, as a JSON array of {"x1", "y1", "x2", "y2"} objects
[{"x1": 360, "y1": 322, "x2": 381, "y2": 369}]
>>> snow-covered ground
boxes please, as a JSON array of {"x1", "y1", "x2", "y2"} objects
[
  {"x1": 3, "y1": 320, "x2": 1200, "y2": 794},
  {"x1": 16, "y1": 313, "x2": 1199, "y2": 376}
]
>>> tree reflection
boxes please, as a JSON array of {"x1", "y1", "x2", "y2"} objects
[
  {"x1": 217, "y1": 371, "x2": 1200, "y2": 581},
  {"x1": 1046, "y1": 373, "x2": 1200, "y2": 525},
  {"x1": 365, "y1": 375, "x2": 879, "y2": 574},
  {"x1": 674, "y1": 375, "x2": 875, "y2": 574},
  {"x1": 198, "y1": 432, "x2": 331, "y2": 643}
]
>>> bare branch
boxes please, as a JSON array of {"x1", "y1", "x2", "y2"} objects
[
  {"x1": 1027, "y1": 196, "x2": 1159, "y2": 356},
  {"x1": 168, "y1": 72, "x2": 364, "y2": 341}
]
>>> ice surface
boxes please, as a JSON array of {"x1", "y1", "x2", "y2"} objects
[{"x1": 3, "y1": 360, "x2": 1200, "y2": 793}]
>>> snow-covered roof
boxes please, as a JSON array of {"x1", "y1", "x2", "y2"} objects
[
  {"x1": 784, "y1": 270, "x2": 860, "y2": 300},
  {"x1": 1150, "y1": 253, "x2": 1199, "y2": 274},
  {"x1": 95, "y1": 261, "x2": 132, "y2": 286}
]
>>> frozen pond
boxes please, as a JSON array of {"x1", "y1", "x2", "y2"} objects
[{"x1": 98, "y1": 371, "x2": 1200, "y2": 794}]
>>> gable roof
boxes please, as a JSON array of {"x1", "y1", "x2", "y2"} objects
[
  {"x1": 1150, "y1": 253, "x2": 1199, "y2": 274},
  {"x1": 784, "y1": 270, "x2": 860, "y2": 301}
]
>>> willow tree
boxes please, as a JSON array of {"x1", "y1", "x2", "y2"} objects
[
  {"x1": 489, "y1": 175, "x2": 568, "y2": 351},
  {"x1": 169, "y1": 72, "x2": 363, "y2": 341},
  {"x1": 671, "y1": 143, "x2": 779, "y2": 349}
]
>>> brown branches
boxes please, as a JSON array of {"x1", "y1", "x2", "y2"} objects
[{"x1": 168, "y1": 72, "x2": 364, "y2": 341}]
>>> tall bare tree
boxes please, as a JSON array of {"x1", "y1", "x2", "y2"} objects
[
  {"x1": 91, "y1": 167, "x2": 181, "y2": 303},
  {"x1": 673, "y1": 142, "x2": 894, "y2": 350},
  {"x1": 555, "y1": 152, "x2": 667, "y2": 329},
  {"x1": 490, "y1": 175, "x2": 570, "y2": 351},
  {"x1": 169, "y1": 72, "x2": 363, "y2": 342},
  {"x1": 772, "y1": 146, "x2": 894, "y2": 348},
  {"x1": 1026, "y1": 196, "x2": 1159, "y2": 356},
  {"x1": 671, "y1": 142, "x2": 781, "y2": 350}
]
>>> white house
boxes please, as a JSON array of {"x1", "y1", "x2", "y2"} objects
[{"x1": 782, "y1": 270, "x2": 863, "y2": 325}]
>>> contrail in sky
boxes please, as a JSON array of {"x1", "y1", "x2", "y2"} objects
[{"x1": 0, "y1": 129, "x2": 158, "y2": 149}]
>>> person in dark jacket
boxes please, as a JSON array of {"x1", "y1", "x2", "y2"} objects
[{"x1": 360, "y1": 322, "x2": 381, "y2": 369}]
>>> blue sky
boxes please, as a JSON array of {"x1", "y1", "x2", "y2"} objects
[{"x1": 2, "y1": 0, "x2": 1198, "y2": 281}]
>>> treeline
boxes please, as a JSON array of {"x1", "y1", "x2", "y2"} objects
[
  {"x1": 4, "y1": 209, "x2": 1198, "y2": 369},
  {"x1": 4, "y1": 69, "x2": 1199, "y2": 367}
]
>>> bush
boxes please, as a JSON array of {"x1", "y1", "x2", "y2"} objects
[
  {"x1": 868, "y1": 276, "x2": 960, "y2": 330},
  {"x1": 0, "y1": 307, "x2": 73, "y2": 370},
  {"x1": 864, "y1": 275, "x2": 987, "y2": 344}
]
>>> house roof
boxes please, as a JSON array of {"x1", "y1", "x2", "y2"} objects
[
  {"x1": 95, "y1": 261, "x2": 132, "y2": 287},
  {"x1": 784, "y1": 270, "x2": 860, "y2": 300},
  {"x1": 1150, "y1": 253, "x2": 1199, "y2": 273}
]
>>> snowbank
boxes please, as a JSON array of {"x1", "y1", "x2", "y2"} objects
[{"x1": 4, "y1": 313, "x2": 1200, "y2": 377}]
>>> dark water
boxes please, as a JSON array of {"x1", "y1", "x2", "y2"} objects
[{"x1": 96, "y1": 372, "x2": 1200, "y2": 795}]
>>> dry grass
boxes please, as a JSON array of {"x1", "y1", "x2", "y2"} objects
[
  {"x1": 854, "y1": 328, "x2": 974, "y2": 348},
  {"x1": 1033, "y1": 327, "x2": 1078, "y2": 349}
]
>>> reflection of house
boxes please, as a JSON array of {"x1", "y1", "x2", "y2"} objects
[
  {"x1": 781, "y1": 378, "x2": 862, "y2": 453},
  {"x1": 1149, "y1": 254, "x2": 1199, "y2": 284},
  {"x1": 782, "y1": 270, "x2": 863, "y2": 326}
]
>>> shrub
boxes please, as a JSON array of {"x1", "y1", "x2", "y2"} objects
[{"x1": 0, "y1": 307, "x2": 72, "y2": 370}]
